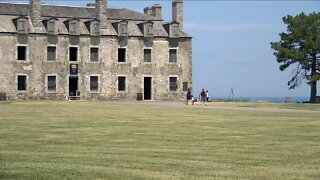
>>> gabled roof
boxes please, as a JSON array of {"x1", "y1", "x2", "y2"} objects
[{"x1": 0, "y1": 3, "x2": 161, "y2": 21}]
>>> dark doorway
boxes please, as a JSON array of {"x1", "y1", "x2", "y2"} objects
[
  {"x1": 69, "y1": 76, "x2": 78, "y2": 96},
  {"x1": 69, "y1": 47, "x2": 78, "y2": 61},
  {"x1": 144, "y1": 77, "x2": 152, "y2": 100}
]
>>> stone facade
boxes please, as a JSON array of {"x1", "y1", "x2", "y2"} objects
[{"x1": 0, "y1": 0, "x2": 192, "y2": 101}]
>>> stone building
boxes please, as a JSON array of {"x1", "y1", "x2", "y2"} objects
[{"x1": 0, "y1": 0, "x2": 192, "y2": 101}]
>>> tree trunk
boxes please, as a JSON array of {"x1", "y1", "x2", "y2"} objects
[
  {"x1": 310, "y1": 81, "x2": 317, "y2": 103},
  {"x1": 310, "y1": 53, "x2": 317, "y2": 103}
]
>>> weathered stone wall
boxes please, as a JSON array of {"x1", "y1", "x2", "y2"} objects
[
  {"x1": 0, "y1": 34, "x2": 16, "y2": 98},
  {"x1": 0, "y1": 33, "x2": 192, "y2": 101},
  {"x1": 178, "y1": 38, "x2": 193, "y2": 92}
]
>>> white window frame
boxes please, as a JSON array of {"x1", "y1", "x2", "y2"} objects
[
  {"x1": 143, "y1": 47, "x2": 152, "y2": 63},
  {"x1": 46, "y1": 45, "x2": 57, "y2": 62},
  {"x1": 16, "y1": 74, "x2": 28, "y2": 92},
  {"x1": 16, "y1": 44, "x2": 29, "y2": 62},
  {"x1": 117, "y1": 47, "x2": 127, "y2": 64},
  {"x1": 89, "y1": 46, "x2": 100, "y2": 63},
  {"x1": 168, "y1": 48, "x2": 178, "y2": 64},
  {"x1": 168, "y1": 75, "x2": 179, "y2": 92},
  {"x1": 68, "y1": 45, "x2": 80, "y2": 62},
  {"x1": 88, "y1": 74, "x2": 101, "y2": 93},
  {"x1": 117, "y1": 75, "x2": 127, "y2": 93},
  {"x1": 45, "y1": 74, "x2": 58, "y2": 93}
]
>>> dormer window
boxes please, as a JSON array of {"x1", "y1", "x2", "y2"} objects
[
  {"x1": 145, "y1": 23, "x2": 154, "y2": 37},
  {"x1": 170, "y1": 23, "x2": 179, "y2": 38},
  {"x1": 70, "y1": 21, "x2": 78, "y2": 34},
  {"x1": 138, "y1": 21, "x2": 153, "y2": 38},
  {"x1": 13, "y1": 16, "x2": 28, "y2": 34},
  {"x1": 163, "y1": 22, "x2": 179, "y2": 38},
  {"x1": 18, "y1": 20, "x2": 27, "y2": 33},
  {"x1": 64, "y1": 19, "x2": 80, "y2": 36},
  {"x1": 119, "y1": 21, "x2": 128, "y2": 37},
  {"x1": 43, "y1": 18, "x2": 58, "y2": 35},
  {"x1": 112, "y1": 21, "x2": 128, "y2": 37},
  {"x1": 85, "y1": 19, "x2": 100, "y2": 36},
  {"x1": 92, "y1": 21, "x2": 100, "y2": 36},
  {"x1": 48, "y1": 21, "x2": 55, "y2": 33}
]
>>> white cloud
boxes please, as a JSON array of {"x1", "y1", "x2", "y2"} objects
[{"x1": 185, "y1": 21, "x2": 274, "y2": 32}]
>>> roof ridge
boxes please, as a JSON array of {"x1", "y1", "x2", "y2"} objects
[{"x1": 0, "y1": 2, "x2": 160, "y2": 21}]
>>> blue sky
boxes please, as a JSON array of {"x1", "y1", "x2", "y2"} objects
[{"x1": 6, "y1": 0, "x2": 320, "y2": 97}]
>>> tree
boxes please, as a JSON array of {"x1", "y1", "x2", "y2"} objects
[{"x1": 271, "y1": 12, "x2": 320, "y2": 103}]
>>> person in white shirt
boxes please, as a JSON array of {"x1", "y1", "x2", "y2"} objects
[{"x1": 205, "y1": 90, "x2": 209, "y2": 105}]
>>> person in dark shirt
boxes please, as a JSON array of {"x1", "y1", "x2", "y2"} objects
[
  {"x1": 200, "y1": 88, "x2": 206, "y2": 105},
  {"x1": 186, "y1": 88, "x2": 192, "y2": 105}
]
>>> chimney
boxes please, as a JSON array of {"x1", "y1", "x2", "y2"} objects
[
  {"x1": 172, "y1": 0, "x2": 183, "y2": 30},
  {"x1": 96, "y1": 0, "x2": 108, "y2": 29},
  {"x1": 151, "y1": 4, "x2": 162, "y2": 19},
  {"x1": 29, "y1": 0, "x2": 41, "y2": 27},
  {"x1": 144, "y1": 7, "x2": 152, "y2": 16}
]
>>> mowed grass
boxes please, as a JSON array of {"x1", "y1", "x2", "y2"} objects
[
  {"x1": 209, "y1": 101, "x2": 320, "y2": 111},
  {"x1": 0, "y1": 101, "x2": 319, "y2": 179}
]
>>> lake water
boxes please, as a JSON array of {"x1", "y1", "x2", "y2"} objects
[{"x1": 213, "y1": 97, "x2": 309, "y2": 103}]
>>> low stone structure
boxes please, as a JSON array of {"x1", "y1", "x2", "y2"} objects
[{"x1": 0, "y1": 0, "x2": 192, "y2": 101}]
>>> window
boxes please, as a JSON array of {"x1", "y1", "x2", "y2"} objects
[
  {"x1": 91, "y1": 21, "x2": 100, "y2": 36},
  {"x1": 90, "y1": 48, "x2": 99, "y2": 62},
  {"x1": 118, "y1": 48, "x2": 126, "y2": 62},
  {"x1": 90, "y1": 76, "x2": 99, "y2": 91},
  {"x1": 169, "y1": 77, "x2": 178, "y2": 91},
  {"x1": 47, "y1": 76, "x2": 56, "y2": 91},
  {"x1": 47, "y1": 20, "x2": 58, "y2": 35},
  {"x1": 183, "y1": 82, "x2": 188, "y2": 92},
  {"x1": 118, "y1": 76, "x2": 126, "y2": 91},
  {"x1": 145, "y1": 23, "x2": 153, "y2": 37},
  {"x1": 48, "y1": 21, "x2": 55, "y2": 33},
  {"x1": 69, "y1": 47, "x2": 78, "y2": 61},
  {"x1": 17, "y1": 75, "x2": 27, "y2": 91},
  {"x1": 144, "y1": 49, "x2": 151, "y2": 62},
  {"x1": 169, "y1": 49, "x2": 177, "y2": 63},
  {"x1": 119, "y1": 22, "x2": 128, "y2": 36},
  {"x1": 18, "y1": 20, "x2": 25, "y2": 32},
  {"x1": 17, "y1": 46, "x2": 27, "y2": 61},
  {"x1": 47, "y1": 46, "x2": 56, "y2": 61},
  {"x1": 64, "y1": 19, "x2": 79, "y2": 35},
  {"x1": 17, "y1": 19, "x2": 27, "y2": 34},
  {"x1": 171, "y1": 23, "x2": 179, "y2": 38},
  {"x1": 69, "y1": 21, "x2": 79, "y2": 35}
]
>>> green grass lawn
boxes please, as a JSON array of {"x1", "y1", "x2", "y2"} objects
[
  {"x1": 210, "y1": 101, "x2": 320, "y2": 111},
  {"x1": 0, "y1": 101, "x2": 319, "y2": 179}
]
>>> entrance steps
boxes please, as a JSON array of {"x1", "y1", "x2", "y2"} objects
[{"x1": 68, "y1": 96, "x2": 81, "y2": 101}]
